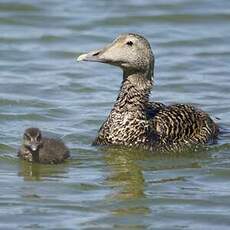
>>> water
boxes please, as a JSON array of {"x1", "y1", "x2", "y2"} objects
[{"x1": 0, "y1": 0, "x2": 230, "y2": 229}]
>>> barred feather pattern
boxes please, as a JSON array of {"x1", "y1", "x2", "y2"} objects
[{"x1": 93, "y1": 77, "x2": 218, "y2": 152}]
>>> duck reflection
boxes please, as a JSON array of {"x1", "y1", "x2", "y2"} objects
[
  {"x1": 101, "y1": 146, "x2": 205, "y2": 217},
  {"x1": 18, "y1": 160, "x2": 70, "y2": 181},
  {"x1": 102, "y1": 146, "x2": 151, "y2": 216},
  {"x1": 103, "y1": 146, "x2": 205, "y2": 198},
  {"x1": 102, "y1": 146, "x2": 152, "y2": 200}
]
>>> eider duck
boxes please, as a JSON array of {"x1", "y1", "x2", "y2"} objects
[
  {"x1": 77, "y1": 33, "x2": 219, "y2": 152},
  {"x1": 18, "y1": 128, "x2": 70, "y2": 163}
]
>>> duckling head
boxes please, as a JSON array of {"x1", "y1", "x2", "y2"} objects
[
  {"x1": 23, "y1": 128, "x2": 42, "y2": 152},
  {"x1": 77, "y1": 33, "x2": 154, "y2": 80}
]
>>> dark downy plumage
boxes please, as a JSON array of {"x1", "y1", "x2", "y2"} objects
[
  {"x1": 18, "y1": 128, "x2": 70, "y2": 163},
  {"x1": 77, "y1": 33, "x2": 218, "y2": 152}
]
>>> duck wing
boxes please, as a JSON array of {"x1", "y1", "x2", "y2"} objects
[
  {"x1": 147, "y1": 103, "x2": 219, "y2": 151},
  {"x1": 146, "y1": 102, "x2": 166, "y2": 119}
]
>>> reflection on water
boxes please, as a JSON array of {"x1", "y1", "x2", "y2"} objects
[
  {"x1": 104, "y1": 147, "x2": 146, "y2": 200},
  {"x1": 18, "y1": 160, "x2": 69, "y2": 181},
  {"x1": 102, "y1": 146, "x2": 207, "y2": 220}
]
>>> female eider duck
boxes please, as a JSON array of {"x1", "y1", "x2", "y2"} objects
[
  {"x1": 18, "y1": 128, "x2": 70, "y2": 163},
  {"x1": 77, "y1": 33, "x2": 219, "y2": 152}
]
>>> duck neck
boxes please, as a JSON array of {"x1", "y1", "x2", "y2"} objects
[{"x1": 114, "y1": 69, "x2": 153, "y2": 113}]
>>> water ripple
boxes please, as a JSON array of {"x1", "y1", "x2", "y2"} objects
[{"x1": 0, "y1": 0, "x2": 229, "y2": 229}]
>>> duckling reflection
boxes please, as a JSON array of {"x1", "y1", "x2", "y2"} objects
[{"x1": 18, "y1": 159, "x2": 69, "y2": 181}]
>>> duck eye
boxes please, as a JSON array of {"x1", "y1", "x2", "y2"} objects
[
  {"x1": 36, "y1": 134, "x2": 41, "y2": 141},
  {"x1": 24, "y1": 133, "x2": 30, "y2": 140},
  {"x1": 126, "y1": 41, "x2": 133, "y2": 46}
]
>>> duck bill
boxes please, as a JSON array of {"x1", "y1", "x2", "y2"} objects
[
  {"x1": 77, "y1": 48, "x2": 107, "y2": 63},
  {"x1": 30, "y1": 144, "x2": 38, "y2": 151}
]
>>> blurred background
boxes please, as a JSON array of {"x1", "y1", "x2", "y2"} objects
[{"x1": 0, "y1": 0, "x2": 230, "y2": 229}]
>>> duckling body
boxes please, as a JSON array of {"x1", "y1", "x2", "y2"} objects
[
  {"x1": 18, "y1": 128, "x2": 70, "y2": 164},
  {"x1": 77, "y1": 33, "x2": 218, "y2": 152}
]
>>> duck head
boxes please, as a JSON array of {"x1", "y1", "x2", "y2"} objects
[
  {"x1": 23, "y1": 127, "x2": 43, "y2": 152},
  {"x1": 77, "y1": 33, "x2": 154, "y2": 79}
]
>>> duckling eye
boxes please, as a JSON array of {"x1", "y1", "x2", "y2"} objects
[
  {"x1": 24, "y1": 133, "x2": 30, "y2": 140},
  {"x1": 126, "y1": 41, "x2": 133, "y2": 46},
  {"x1": 36, "y1": 134, "x2": 41, "y2": 141}
]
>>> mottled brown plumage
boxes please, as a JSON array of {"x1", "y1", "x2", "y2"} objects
[
  {"x1": 18, "y1": 128, "x2": 70, "y2": 163},
  {"x1": 77, "y1": 33, "x2": 218, "y2": 152}
]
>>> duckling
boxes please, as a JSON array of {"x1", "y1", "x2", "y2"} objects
[
  {"x1": 18, "y1": 128, "x2": 70, "y2": 163},
  {"x1": 77, "y1": 33, "x2": 219, "y2": 152}
]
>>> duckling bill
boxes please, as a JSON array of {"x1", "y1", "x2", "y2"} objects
[
  {"x1": 77, "y1": 33, "x2": 219, "y2": 152},
  {"x1": 18, "y1": 128, "x2": 70, "y2": 164}
]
